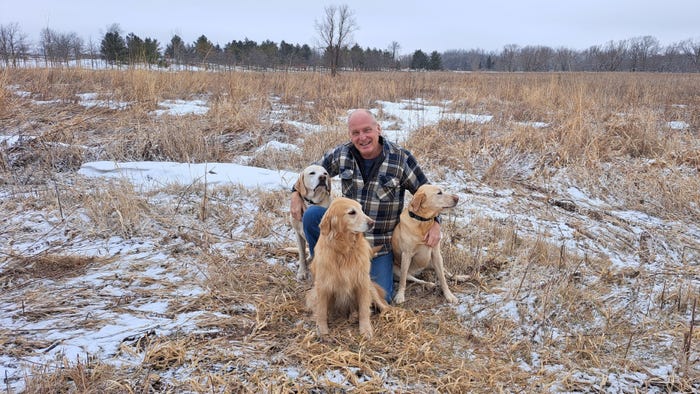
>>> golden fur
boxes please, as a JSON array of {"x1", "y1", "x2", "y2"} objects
[
  {"x1": 290, "y1": 164, "x2": 332, "y2": 280},
  {"x1": 391, "y1": 184, "x2": 465, "y2": 304},
  {"x1": 306, "y1": 197, "x2": 389, "y2": 339}
]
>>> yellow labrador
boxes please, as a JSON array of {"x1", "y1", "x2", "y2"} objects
[
  {"x1": 306, "y1": 197, "x2": 389, "y2": 339},
  {"x1": 391, "y1": 184, "x2": 463, "y2": 304},
  {"x1": 290, "y1": 165, "x2": 332, "y2": 280}
]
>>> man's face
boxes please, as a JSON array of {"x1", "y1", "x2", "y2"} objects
[{"x1": 348, "y1": 112, "x2": 382, "y2": 159}]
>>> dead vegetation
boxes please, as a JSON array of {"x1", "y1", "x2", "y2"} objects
[{"x1": 1, "y1": 68, "x2": 699, "y2": 392}]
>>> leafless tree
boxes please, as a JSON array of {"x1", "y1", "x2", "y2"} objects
[
  {"x1": 315, "y1": 4, "x2": 357, "y2": 76},
  {"x1": 0, "y1": 22, "x2": 29, "y2": 67},
  {"x1": 40, "y1": 28, "x2": 84, "y2": 66},
  {"x1": 500, "y1": 44, "x2": 519, "y2": 71},
  {"x1": 388, "y1": 41, "x2": 400, "y2": 68},
  {"x1": 628, "y1": 36, "x2": 659, "y2": 71},
  {"x1": 555, "y1": 47, "x2": 576, "y2": 71},
  {"x1": 678, "y1": 38, "x2": 700, "y2": 72}
]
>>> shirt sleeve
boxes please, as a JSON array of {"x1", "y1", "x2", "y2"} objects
[{"x1": 401, "y1": 148, "x2": 429, "y2": 195}]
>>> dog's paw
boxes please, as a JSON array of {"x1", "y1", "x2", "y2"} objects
[
  {"x1": 359, "y1": 324, "x2": 373, "y2": 339},
  {"x1": 444, "y1": 291, "x2": 458, "y2": 303},
  {"x1": 296, "y1": 268, "x2": 308, "y2": 281},
  {"x1": 393, "y1": 292, "x2": 406, "y2": 304}
]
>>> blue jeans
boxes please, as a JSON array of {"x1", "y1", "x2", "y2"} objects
[{"x1": 303, "y1": 205, "x2": 394, "y2": 303}]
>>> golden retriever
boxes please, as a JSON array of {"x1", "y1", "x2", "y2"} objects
[
  {"x1": 290, "y1": 164, "x2": 332, "y2": 280},
  {"x1": 391, "y1": 184, "x2": 464, "y2": 304},
  {"x1": 306, "y1": 197, "x2": 389, "y2": 339}
]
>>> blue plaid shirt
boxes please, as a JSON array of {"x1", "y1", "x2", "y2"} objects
[{"x1": 318, "y1": 137, "x2": 429, "y2": 255}]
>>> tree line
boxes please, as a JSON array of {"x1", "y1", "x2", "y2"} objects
[{"x1": 1, "y1": 21, "x2": 699, "y2": 72}]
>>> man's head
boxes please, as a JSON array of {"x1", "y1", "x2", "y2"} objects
[{"x1": 348, "y1": 109, "x2": 382, "y2": 159}]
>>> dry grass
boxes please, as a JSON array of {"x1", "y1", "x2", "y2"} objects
[{"x1": 2, "y1": 68, "x2": 699, "y2": 392}]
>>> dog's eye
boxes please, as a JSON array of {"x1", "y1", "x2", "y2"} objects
[
  {"x1": 348, "y1": 209, "x2": 356, "y2": 215},
  {"x1": 310, "y1": 171, "x2": 316, "y2": 175},
  {"x1": 437, "y1": 191, "x2": 443, "y2": 195}
]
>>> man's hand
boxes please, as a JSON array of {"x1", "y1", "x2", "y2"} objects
[
  {"x1": 423, "y1": 221, "x2": 441, "y2": 248},
  {"x1": 290, "y1": 191, "x2": 304, "y2": 221}
]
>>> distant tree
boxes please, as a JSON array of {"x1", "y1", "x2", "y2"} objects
[
  {"x1": 100, "y1": 25, "x2": 127, "y2": 64},
  {"x1": 598, "y1": 39, "x2": 628, "y2": 71},
  {"x1": 501, "y1": 44, "x2": 519, "y2": 71},
  {"x1": 678, "y1": 38, "x2": 700, "y2": 72},
  {"x1": 165, "y1": 34, "x2": 187, "y2": 64},
  {"x1": 520, "y1": 45, "x2": 553, "y2": 71},
  {"x1": 259, "y1": 39, "x2": 278, "y2": 67},
  {"x1": 315, "y1": 4, "x2": 358, "y2": 76},
  {"x1": 410, "y1": 49, "x2": 429, "y2": 70},
  {"x1": 349, "y1": 43, "x2": 364, "y2": 70},
  {"x1": 388, "y1": 41, "x2": 401, "y2": 69},
  {"x1": 194, "y1": 35, "x2": 215, "y2": 63},
  {"x1": 628, "y1": 36, "x2": 659, "y2": 71},
  {"x1": 125, "y1": 33, "x2": 144, "y2": 64},
  {"x1": 40, "y1": 27, "x2": 83, "y2": 65},
  {"x1": 555, "y1": 47, "x2": 575, "y2": 71},
  {"x1": 0, "y1": 22, "x2": 29, "y2": 67},
  {"x1": 428, "y1": 50, "x2": 442, "y2": 70}
]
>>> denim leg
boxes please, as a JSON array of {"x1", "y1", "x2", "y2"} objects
[
  {"x1": 302, "y1": 205, "x2": 326, "y2": 258},
  {"x1": 371, "y1": 252, "x2": 394, "y2": 304}
]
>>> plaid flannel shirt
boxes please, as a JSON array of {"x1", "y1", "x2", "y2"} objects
[{"x1": 318, "y1": 137, "x2": 429, "y2": 255}]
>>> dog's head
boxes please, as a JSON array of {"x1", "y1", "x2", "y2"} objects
[
  {"x1": 294, "y1": 164, "x2": 331, "y2": 205},
  {"x1": 409, "y1": 184, "x2": 459, "y2": 218},
  {"x1": 320, "y1": 197, "x2": 374, "y2": 238}
]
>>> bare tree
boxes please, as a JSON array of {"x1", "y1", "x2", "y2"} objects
[
  {"x1": 315, "y1": 4, "x2": 357, "y2": 76},
  {"x1": 388, "y1": 41, "x2": 400, "y2": 68},
  {"x1": 678, "y1": 38, "x2": 700, "y2": 72},
  {"x1": 0, "y1": 22, "x2": 29, "y2": 67},
  {"x1": 628, "y1": 36, "x2": 659, "y2": 71}
]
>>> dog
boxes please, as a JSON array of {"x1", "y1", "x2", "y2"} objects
[
  {"x1": 391, "y1": 184, "x2": 464, "y2": 304},
  {"x1": 290, "y1": 164, "x2": 332, "y2": 280},
  {"x1": 306, "y1": 197, "x2": 389, "y2": 339}
]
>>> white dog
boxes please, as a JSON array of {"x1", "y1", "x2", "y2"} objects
[{"x1": 290, "y1": 164, "x2": 332, "y2": 280}]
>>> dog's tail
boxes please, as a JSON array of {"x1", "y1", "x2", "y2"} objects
[{"x1": 371, "y1": 282, "x2": 390, "y2": 312}]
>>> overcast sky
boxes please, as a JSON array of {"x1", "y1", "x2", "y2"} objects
[{"x1": 1, "y1": 0, "x2": 698, "y2": 54}]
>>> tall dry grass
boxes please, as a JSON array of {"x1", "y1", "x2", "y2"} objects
[{"x1": 3, "y1": 68, "x2": 700, "y2": 392}]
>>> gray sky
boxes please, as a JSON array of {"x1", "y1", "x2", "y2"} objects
[{"x1": 1, "y1": 0, "x2": 698, "y2": 54}]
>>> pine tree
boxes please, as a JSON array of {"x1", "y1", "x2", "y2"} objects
[
  {"x1": 410, "y1": 49, "x2": 429, "y2": 70},
  {"x1": 100, "y1": 29, "x2": 127, "y2": 64},
  {"x1": 428, "y1": 51, "x2": 442, "y2": 70}
]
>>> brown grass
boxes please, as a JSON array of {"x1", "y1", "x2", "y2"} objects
[{"x1": 2, "y1": 68, "x2": 699, "y2": 392}]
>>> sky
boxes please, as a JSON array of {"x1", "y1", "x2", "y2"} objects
[{"x1": 1, "y1": 0, "x2": 699, "y2": 54}]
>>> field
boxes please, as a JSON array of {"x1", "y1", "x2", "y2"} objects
[{"x1": 1, "y1": 68, "x2": 700, "y2": 393}]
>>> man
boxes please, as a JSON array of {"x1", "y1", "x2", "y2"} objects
[{"x1": 290, "y1": 109, "x2": 441, "y2": 302}]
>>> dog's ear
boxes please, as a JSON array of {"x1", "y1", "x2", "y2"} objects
[
  {"x1": 410, "y1": 192, "x2": 426, "y2": 212},
  {"x1": 295, "y1": 172, "x2": 308, "y2": 197}
]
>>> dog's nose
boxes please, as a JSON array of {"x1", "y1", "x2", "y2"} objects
[
  {"x1": 453, "y1": 195, "x2": 459, "y2": 203},
  {"x1": 367, "y1": 218, "x2": 375, "y2": 230}
]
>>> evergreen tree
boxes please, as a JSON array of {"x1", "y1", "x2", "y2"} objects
[
  {"x1": 194, "y1": 35, "x2": 214, "y2": 62},
  {"x1": 165, "y1": 34, "x2": 187, "y2": 63},
  {"x1": 410, "y1": 49, "x2": 429, "y2": 69},
  {"x1": 100, "y1": 27, "x2": 127, "y2": 64},
  {"x1": 428, "y1": 51, "x2": 442, "y2": 70}
]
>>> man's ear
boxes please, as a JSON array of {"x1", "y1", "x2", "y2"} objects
[{"x1": 295, "y1": 173, "x2": 308, "y2": 196}]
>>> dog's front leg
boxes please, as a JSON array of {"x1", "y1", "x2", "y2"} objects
[
  {"x1": 314, "y1": 289, "x2": 331, "y2": 337},
  {"x1": 357, "y1": 286, "x2": 373, "y2": 338},
  {"x1": 432, "y1": 246, "x2": 458, "y2": 303},
  {"x1": 295, "y1": 232, "x2": 308, "y2": 280},
  {"x1": 393, "y1": 252, "x2": 413, "y2": 304}
]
